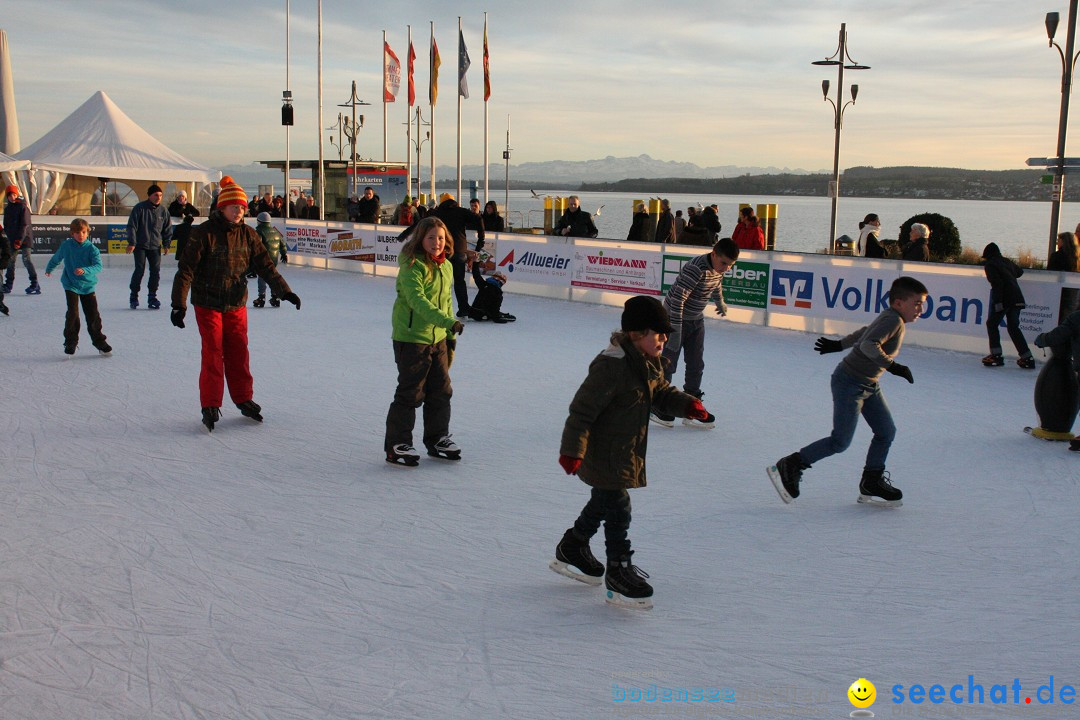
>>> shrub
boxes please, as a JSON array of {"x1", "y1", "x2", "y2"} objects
[{"x1": 898, "y1": 213, "x2": 962, "y2": 261}]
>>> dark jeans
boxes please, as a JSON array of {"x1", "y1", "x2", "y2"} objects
[
  {"x1": 573, "y1": 487, "x2": 632, "y2": 561},
  {"x1": 800, "y1": 366, "x2": 896, "y2": 471},
  {"x1": 450, "y1": 253, "x2": 470, "y2": 313},
  {"x1": 129, "y1": 246, "x2": 162, "y2": 298},
  {"x1": 987, "y1": 306, "x2": 1031, "y2": 358},
  {"x1": 661, "y1": 315, "x2": 706, "y2": 395},
  {"x1": 384, "y1": 340, "x2": 453, "y2": 451},
  {"x1": 5, "y1": 244, "x2": 38, "y2": 286},
  {"x1": 63, "y1": 290, "x2": 106, "y2": 348}
]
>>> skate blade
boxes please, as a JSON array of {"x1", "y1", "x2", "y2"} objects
[
  {"x1": 549, "y1": 559, "x2": 603, "y2": 586},
  {"x1": 605, "y1": 589, "x2": 653, "y2": 610},
  {"x1": 681, "y1": 418, "x2": 715, "y2": 429},
  {"x1": 648, "y1": 414, "x2": 674, "y2": 428},
  {"x1": 766, "y1": 465, "x2": 794, "y2": 504},
  {"x1": 426, "y1": 450, "x2": 462, "y2": 461},
  {"x1": 386, "y1": 455, "x2": 420, "y2": 467},
  {"x1": 857, "y1": 494, "x2": 902, "y2": 508}
]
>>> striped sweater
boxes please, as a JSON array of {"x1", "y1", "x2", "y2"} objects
[{"x1": 662, "y1": 253, "x2": 725, "y2": 326}]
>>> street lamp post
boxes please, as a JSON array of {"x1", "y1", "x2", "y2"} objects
[
  {"x1": 405, "y1": 106, "x2": 431, "y2": 201},
  {"x1": 1045, "y1": 2, "x2": 1079, "y2": 258},
  {"x1": 338, "y1": 81, "x2": 370, "y2": 197},
  {"x1": 812, "y1": 23, "x2": 869, "y2": 255}
]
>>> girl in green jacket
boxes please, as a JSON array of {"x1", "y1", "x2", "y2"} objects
[{"x1": 385, "y1": 217, "x2": 465, "y2": 466}]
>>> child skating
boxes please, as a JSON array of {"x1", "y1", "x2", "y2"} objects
[
  {"x1": 768, "y1": 276, "x2": 929, "y2": 508},
  {"x1": 552, "y1": 295, "x2": 711, "y2": 609},
  {"x1": 44, "y1": 218, "x2": 111, "y2": 356}
]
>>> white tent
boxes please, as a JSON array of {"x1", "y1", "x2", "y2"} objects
[{"x1": 13, "y1": 90, "x2": 219, "y2": 214}]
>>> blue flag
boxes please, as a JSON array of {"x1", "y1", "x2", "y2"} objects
[{"x1": 458, "y1": 29, "x2": 471, "y2": 99}]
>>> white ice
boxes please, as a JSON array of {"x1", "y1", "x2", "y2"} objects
[{"x1": 1, "y1": 262, "x2": 1077, "y2": 719}]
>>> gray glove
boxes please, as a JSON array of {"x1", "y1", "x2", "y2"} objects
[
  {"x1": 715, "y1": 300, "x2": 728, "y2": 316},
  {"x1": 666, "y1": 329, "x2": 682, "y2": 350}
]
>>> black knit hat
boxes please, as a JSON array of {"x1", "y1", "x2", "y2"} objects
[{"x1": 621, "y1": 295, "x2": 674, "y2": 334}]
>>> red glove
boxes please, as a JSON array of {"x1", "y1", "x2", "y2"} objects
[
  {"x1": 687, "y1": 399, "x2": 710, "y2": 420},
  {"x1": 558, "y1": 455, "x2": 582, "y2": 475}
]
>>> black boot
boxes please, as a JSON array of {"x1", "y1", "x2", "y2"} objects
[
  {"x1": 237, "y1": 400, "x2": 263, "y2": 422},
  {"x1": 605, "y1": 552, "x2": 653, "y2": 608},
  {"x1": 550, "y1": 529, "x2": 604, "y2": 585},
  {"x1": 269, "y1": 296, "x2": 281, "y2": 308},
  {"x1": 252, "y1": 294, "x2": 266, "y2": 308},
  {"x1": 201, "y1": 406, "x2": 221, "y2": 432},
  {"x1": 858, "y1": 468, "x2": 903, "y2": 507},
  {"x1": 768, "y1": 452, "x2": 809, "y2": 503}
]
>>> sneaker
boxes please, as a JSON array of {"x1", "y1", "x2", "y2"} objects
[
  {"x1": 93, "y1": 341, "x2": 112, "y2": 356},
  {"x1": 426, "y1": 435, "x2": 462, "y2": 460},
  {"x1": 649, "y1": 409, "x2": 675, "y2": 427},
  {"x1": 63, "y1": 343, "x2": 76, "y2": 355},
  {"x1": 130, "y1": 295, "x2": 139, "y2": 310},
  {"x1": 1017, "y1": 356, "x2": 1036, "y2": 370},
  {"x1": 550, "y1": 529, "x2": 604, "y2": 585},
  {"x1": 25, "y1": 282, "x2": 40, "y2": 295},
  {"x1": 269, "y1": 296, "x2": 281, "y2": 308},
  {"x1": 252, "y1": 295, "x2": 266, "y2": 308},
  {"x1": 605, "y1": 553, "x2": 653, "y2": 609},
  {"x1": 682, "y1": 411, "x2": 716, "y2": 429},
  {"x1": 981, "y1": 353, "x2": 1004, "y2": 367},
  {"x1": 236, "y1": 399, "x2": 263, "y2": 422},
  {"x1": 386, "y1": 443, "x2": 421, "y2": 466},
  {"x1": 857, "y1": 468, "x2": 903, "y2": 507},
  {"x1": 201, "y1": 407, "x2": 221, "y2": 432},
  {"x1": 767, "y1": 452, "x2": 809, "y2": 503},
  {"x1": 147, "y1": 297, "x2": 161, "y2": 310}
]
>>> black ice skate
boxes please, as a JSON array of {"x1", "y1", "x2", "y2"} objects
[
  {"x1": 386, "y1": 443, "x2": 421, "y2": 467},
  {"x1": 767, "y1": 452, "x2": 809, "y2": 504},
  {"x1": 129, "y1": 294, "x2": 139, "y2": 310},
  {"x1": 63, "y1": 343, "x2": 76, "y2": 356},
  {"x1": 0, "y1": 300, "x2": 9, "y2": 316},
  {"x1": 237, "y1": 400, "x2": 263, "y2": 422},
  {"x1": 25, "y1": 282, "x2": 40, "y2": 295},
  {"x1": 201, "y1": 406, "x2": 221, "y2": 432},
  {"x1": 252, "y1": 295, "x2": 266, "y2": 308},
  {"x1": 981, "y1": 353, "x2": 1004, "y2": 367},
  {"x1": 550, "y1": 529, "x2": 604, "y2": 586},
  {"x1": 269, "y1": 296, "x2": 281, "y2": 308},
  {"x1": 426, "y1": 435, "x2": 461, "y2": 460},
  {"x1": 93, "y1": 341, "x2": 112, "y2": 356},
  {"x1": 649, "y1": 408, "x2": 675, "y2": 428},
  {"x1": 147, "y1": 296, "x2": 161, "y2": 310},
  {"x1": 605, "y1": 553, "x2": 653, "y2": 609},
  {"x1": 857, "y1": 468, "x2": 903, "y2": 508},
  {"x1": 1017, "y1": 356, "x2": 1036, "y2": 370}
]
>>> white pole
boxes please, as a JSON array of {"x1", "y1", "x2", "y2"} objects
[
  {"x1": 430, "y1": 21, "x2": 436, "y2": 202},
  {"x1": 317, "y1": 0, "x2": 325, "y2": 218},
  {"x1": 285, "y1": 0, "x2": 290, "y2": 219},
  {"x1": 406, "y1": 25, "x2": 412, "y2": 199},
  {"x1": 382, "y1": 29, "x2": 388, "y2": 163},
  {"x1": 483, "y1": 12, "x2": 489, "y2": 203},
  {"x1": 456, "y1": 16, "x2": 462, "y2": 201},
  {"x1": 504, "y1": 114, "x2": 510, "y2": 223}
]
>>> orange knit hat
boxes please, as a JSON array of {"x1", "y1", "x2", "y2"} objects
[{"x1": 216, "y1": 178, "x2": 248, "y2": 209}]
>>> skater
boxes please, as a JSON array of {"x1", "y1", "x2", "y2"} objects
[
  {"x1": 252, "y1": 213, "x2": 288, "y2": 307},
  {"x1": 553, "y1": 295, "x2": 711, "y2": 609},
  {"x1": 44, "y1": 218, "x2": 111, "y2": 355},
  {"x1": 3, "y1": 184, "x2": 39, "y2": 295},
  {"x1": 170, "y1": 179, "x2": 300, "y2": 432},
  {"x1": 767, "y1": 276, "x2": 929, "y2": 508},
  {"x1": 0, "y1": 224, "x2": 9, "y2": 315},
  {"x1": 384, "y1": 216, "x2": 466, "y2": 466},
  {"x1": 466, "y1": 250, "x2": 514, "y2": 323},
  {"x1": 126, "y1": 184, "x2": 173, "y2": 309},
  {"x1": 980, "y1": 242, "x2": 1035, "y2": 369},
  {"x1": 652, "y1": 237, "x2": 740, "y2": 429}
]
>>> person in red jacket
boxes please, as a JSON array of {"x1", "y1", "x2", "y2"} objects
[{"x1": 731, "y1": 206, "x2": 765, "y2": 250}]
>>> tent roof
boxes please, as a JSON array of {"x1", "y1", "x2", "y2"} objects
[
  {"x1": 0, "y1": 149, "x2": 28, "y2": 172},
  {"x1": 14, "y1": 90, "x2": 219, "y2": 183}
]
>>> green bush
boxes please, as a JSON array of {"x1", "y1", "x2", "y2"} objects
[{"x1": 898, "y1": 213, "x2": 961, "y2": 261}]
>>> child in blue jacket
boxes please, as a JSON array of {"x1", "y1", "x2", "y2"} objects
[{"x1": 45, "y1": 218, "x2": 111, "y2": 355}]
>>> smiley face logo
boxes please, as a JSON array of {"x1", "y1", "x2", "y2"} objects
[{"x1": 848, "y1": 678, "x2": 876, "y2": 708}]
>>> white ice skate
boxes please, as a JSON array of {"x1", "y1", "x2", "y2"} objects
[
  {"x1": 856, "y1": 494, "x2": 903, "y2": 508},
  {"x1": 604, "y1": 588, "x2": 653, "y2": 610},
  {"x1": 549, "y1": 559, "x2": 603, "y2": 586}
]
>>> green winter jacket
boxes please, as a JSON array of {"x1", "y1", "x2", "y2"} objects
[
  {"x1": 391, "y1": 252, "x2": 457, "y2": 345},
  {"x1": 256, "y1": 222, "x2": 287, "y2": 263},
  {"x1": 561, "y1": 335, "x2": 694, "y2": 490}
]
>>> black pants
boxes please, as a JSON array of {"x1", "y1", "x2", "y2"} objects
[
  {"x1": 384, "y1": 340, "x2": 453, "y2": 451},
  {"x1": 129, "y1": 246, "x2": 162, "y2": 298},
  {"x1": 987, "y1": 306, "x2": 1031, "y2": 358},
  {"x1": 574, "y1": 487, "x2": 632, "y2": 561},
  {"x1": 64, "y1": 290, "x2": 107, "y2": 348},
  {"x1": 450, "y1": 253, "x2": 470, "y2": 313}
]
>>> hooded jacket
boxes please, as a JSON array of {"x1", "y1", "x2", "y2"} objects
[{"x1": 981, "y1": 242, "x2": 1026, "y2": 309}]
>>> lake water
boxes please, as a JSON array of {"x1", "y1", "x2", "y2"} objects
[{"x1": 486, "y1": 189, "x2": 1077, "y2": 261}]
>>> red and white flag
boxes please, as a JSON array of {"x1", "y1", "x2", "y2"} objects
[{"x1": 384, "y1": 41, "x2": 401, "y2": 102}]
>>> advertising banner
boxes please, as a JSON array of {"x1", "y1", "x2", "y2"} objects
[
  {"x1": 571, "y1": 244, "x2": 662, "y2": 294},
  {"x1": 661, "y1": 252, "x2": 770, "y2": 309},
  {"x1": 375, "y1": 229, "x2": 406, "y2": 267},
  {"x1": 28, "y1": 222, "x2": 114, "y2": 255},
  {"x1": 290, "y1": 223, "x2": 328, "y2": 256},
  {"x1": 493, "y1": 237, "x2": 573, "y2": 286},
  {"x1": 326, "y1": 226, "x2": 376, "y2": 261}
]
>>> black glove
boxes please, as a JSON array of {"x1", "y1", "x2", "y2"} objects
[
  {"x1": 814, "y1": 337, "x2": 843, "y2": 354},
  {"x1": 171, "y1": 307, "x2": 186, "y2": 328},
  {"x1": 446, "y1": 336, "x2": 457, "y2": 368},
  {"x1": 280, "y1": 292, "x2": 301, "y2": 309},
  {"x1": 887, "y1": 362, "x2": 914, "y2": 384},
  {"x1": 451, "y1": 321, "x2": 465, "y2": 335}
]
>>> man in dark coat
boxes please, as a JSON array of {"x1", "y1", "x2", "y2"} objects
[
  {"x1": 428, "y1": 194, "x2": 485, "y2": 317},
  {"x1": 554, "y1": 195, "x2": 599, "y2": 238},
  {"x1": 355, "y1": 186, "x2": 381, "y2": 223},
  {"x1": 126, "y1": 184, "x2": 172, "y2": 308}
]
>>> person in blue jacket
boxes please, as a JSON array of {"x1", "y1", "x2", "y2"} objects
[{"x1": 45, "y1": 218, "x2": 111, "y2": 355}]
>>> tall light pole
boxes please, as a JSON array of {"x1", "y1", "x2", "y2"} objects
[
  {"x1": 339, "y1": 81, "x2": 370, "y2": 197},
  {"x1": 812, "y1": 22, "x2": 869, "y2": 254},
  {"x1": 1045, "y1": 3, "x2": 1079, "y2": 258},
  {"x1": 503, "y1": 114, "x2": 511, "y2": 228},
  {"x1": 405, "y1": 106, "x2": 431, "y2": 200}
]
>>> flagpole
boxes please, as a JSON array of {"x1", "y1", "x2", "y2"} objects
[
  {"x1": 317, "y1": 0, "x2": 325, "y2": 218},
  {"x1": 406, "y1": 25, "x2": 412, "y2": 200},
  {"x1": 456, "y1": 16, "x2": 463, "y2": 201},
  {"x1": 483, "y1": 12, "x2": 489, "y2": 203},
  {"x1": 382, "y1": 30, "x2": 388, "y2": 162},
  {"x1": 285, "y1": 0, "x2": 290, "y2": 219},
  {"x1": 430, "y1": 21, "x2": 436, "y2": 202}
]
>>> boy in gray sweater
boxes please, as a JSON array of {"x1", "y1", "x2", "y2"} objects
[{"x1": 768, "y1": 276, "x2": 929, "y2": 507}]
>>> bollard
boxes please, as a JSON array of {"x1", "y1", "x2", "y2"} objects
[{"x1": 758, "y1": 203, "x2": 778, "y2": 250}]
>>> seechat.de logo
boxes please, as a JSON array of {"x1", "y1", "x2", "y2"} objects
[{"x1": 770, "y1": 269, "x2": 814, "y2": 309}]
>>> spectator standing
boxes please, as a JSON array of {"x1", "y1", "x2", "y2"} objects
[
  {"x1": 701, "y1": 204, "x2": 721, "y2": 244},
  {"x1": 673, "y1": 209, "x2": 686, "y2": 242},
  {"x1": 1049, "y1": 230, "x2": 1080, "y2": 322},
  {"x1": 654, "y1": 199, "x2": 675, "y2": 243},
  {"x1": 126, "y1": 183, "x2": 172, "y2": 309},
  {"x1": 392, "y1": 197, "x2": 415, "y2": 226},
  {"x1": 731, "y1": 206, "x2": 765, "y2": 251},
  {"x1": 554, "y1": 195, "x2": 598, "y2": 238},
  {"x1": 902, "y1": 224, "x2": 930, "y2": 262},
  {"x1": 858, "y1": 213, "x2": 886, "y2": 258},
  {"x1": 355, "y1": 186, "x2": 381, "y2": 223},
  {"x1": 302, "y1": 195, "x2": 321, "y2": 220},
  {"x1": 3, "y1": 184, "x2": 39, "y2": 295},
  {"x1": 255, "y1": 192, "x2": 275, "y2": 217},
  {"x1": 168, "y1": 191, "x2": 199, "y2": 220},
  {"x1": 482, "y1": 200, "x2": 505, "y2": 232},
  {"x1": 626, "y1": 203, "x2": 649, "y2": 242}
]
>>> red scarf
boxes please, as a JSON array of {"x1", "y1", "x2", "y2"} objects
[{"x1": 428, "y1": 250, "x2": 447, "y2": 265}]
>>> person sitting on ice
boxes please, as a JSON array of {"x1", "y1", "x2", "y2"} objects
[{"x1": 466, "y1": 251, "x2": 515, "y2": 323}]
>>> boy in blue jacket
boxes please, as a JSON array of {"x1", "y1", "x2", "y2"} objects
[{"x1": 45, "y1": 218, "x2": 111, "y2": 355}]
